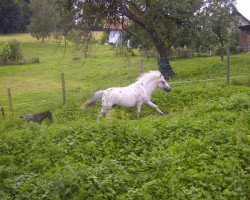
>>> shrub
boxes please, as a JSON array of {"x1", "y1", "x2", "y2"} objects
[
  {"x1": 227, "y1": 94, "x2": 250, "y2": 111},
  {"x1": 0, "y1": 40, "x2": 40, "y2": 65},
  {"x1": 0, "y1": 40, "x2": 22, "y2": 62},
  {"x1": 100, "y1": 32, "x2": 109, "y2": 45},
  {"x1": 0, "y1": 43, "x2": 12, "y2": 62},
  {"x1": 23, "y1": 56, "x2": 40, "y2": 64},
  {"x1": 235, "y1": 46, "x2": 247, "y2": 54}
]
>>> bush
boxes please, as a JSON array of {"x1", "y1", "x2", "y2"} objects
[
  {"x1": 100, "y1": 32, "x2": 108, "y2": 45},
  {"x1": 227, "y1": 94, "x2": 250, "y2": 111},
  {"x1": 0, "y1": 40, "x2": 22, "y2": 62},
  {"x1": 0, "y1": 40, "x2": 40, "y2": 65},
  {"x1": 235, "y1": 46, "x2": 247, "y2": 54}
]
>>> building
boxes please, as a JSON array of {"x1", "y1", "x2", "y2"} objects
[
  {"x1": 236, "y1": 11, "x2": 250, "y2": 50},
  {"x1": 103, "y1": 20, "x2": 129, "y2": 45}
]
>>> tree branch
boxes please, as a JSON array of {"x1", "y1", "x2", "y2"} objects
[{"x1": 119, "y1": 0, "x2": 169, "y2": 57}]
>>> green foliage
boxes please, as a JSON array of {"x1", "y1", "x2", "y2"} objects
[
  {"x1": 0, "y1": 40, "x2": 39, "y2": 65},
  {"x1": 0, "y1": 42, "x2": 12, "y2": 62},
  {"x1": 0, "y1": 0, "x2": 31, "y2": 34},
  {"x1": 227, "y1": 94, "x2": 250, "y2": 110},
  {"x1": 100, "y1": 32, "x2": 108, "y2": 45},
  {"x1": 53, "y1": 0, "x2": 236, "y2": 59},
  {"x1": 28, "y1": 0, "x2": 58, "y2": 42},
  {"x1": 0, "y1": 102, "x2": 249, "y2": 199},
  {"x1": 0, "y1": 40, "x2": 22, "y2": 62},
  {"x1": 195, "y1": 0, "x2": 238, "y2": 60}
]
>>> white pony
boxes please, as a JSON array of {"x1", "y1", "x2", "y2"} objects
[{"x1": 83, "y1": 70, "x2": 171, "y2": 118}]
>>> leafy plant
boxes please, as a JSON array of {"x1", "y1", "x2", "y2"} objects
[
  {"x1": 0, "y1": 40, "x2": 22, "y2": 62},
  {"x1": 100, "y1": 32, "x2": 109, "y2": 45}
]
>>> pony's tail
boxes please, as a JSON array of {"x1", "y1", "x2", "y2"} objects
[{"x1": 84, "y1": 90, "x2": 103, "y2": 107}]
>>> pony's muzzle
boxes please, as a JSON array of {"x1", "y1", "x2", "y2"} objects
[{"x1": 164, "y1": 88, "x2": 171, "y2": 92}]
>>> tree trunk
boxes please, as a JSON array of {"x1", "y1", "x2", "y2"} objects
[
  {"x1": 220, "y1": 48, "x2": 224, "y2": 61},
  {"x1": 120, "y1": 1, "x2": 174, "y2": 79},
  {"x1": 219, "y1": 39, "x2": 224, "y2": 61},
  {"x1": 146, "y1": 34, "x2": 175, "y2": 79}
]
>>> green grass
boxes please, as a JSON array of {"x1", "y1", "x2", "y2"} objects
[{"x1": 0, "y1": 34, "x2": 249, "y2": 199}]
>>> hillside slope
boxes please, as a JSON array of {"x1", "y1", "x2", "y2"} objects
[{"x1": 0, "y1": 34, "x2": 249, "y2": 199}]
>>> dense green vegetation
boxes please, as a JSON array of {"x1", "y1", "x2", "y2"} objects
[
  {"x1": 0, "y1": 34, "x2": 249, "y2": 199},
  {"x1": 0, "y1": 0, "x2": 31, "y2": 34}
]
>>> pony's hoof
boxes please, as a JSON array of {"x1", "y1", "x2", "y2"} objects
[
  {"x1": 79, "y1": 106, "x2": 85, "y2": 110},
  {"x1": 162, "y1": 112, "x2": 169, "y2": 116}
]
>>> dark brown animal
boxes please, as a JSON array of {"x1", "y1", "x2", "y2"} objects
[{"x1": 19, "y1": 111, "x2": 53, "y2": 124}]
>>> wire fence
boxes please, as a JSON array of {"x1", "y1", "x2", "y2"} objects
[
  {"x1": 0, "y1": 74, "x2": 248, "y2": 111},
  {"x1": 0, "y1": 53, "x2": 249, "y2": 118}
]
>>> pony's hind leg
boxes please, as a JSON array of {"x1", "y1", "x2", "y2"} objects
[
  {"x1": 98, "y1": 108, "x2": 105, "y2": 120},
  {"x1": 97, "y1": 106, "x2": 110, "y2": 120},
  {"x1": 146, "y1": 101, "x2": 165, "y2": 115}
]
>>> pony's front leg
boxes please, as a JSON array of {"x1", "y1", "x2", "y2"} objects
[
  {"x1": 146, "y1": 101, "x2": 165, "y2": 115},
  {"x1": 136, "y1": 101, "x2": 143, "y2": 118}
]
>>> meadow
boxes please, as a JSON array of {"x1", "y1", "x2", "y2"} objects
[{"x1": 0, "y1": 34, "x2": 249, "y2": 199}]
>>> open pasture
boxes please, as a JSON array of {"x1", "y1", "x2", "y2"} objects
[{"x1": 0, "y1": 34, "x2": 249, "y2": 199}]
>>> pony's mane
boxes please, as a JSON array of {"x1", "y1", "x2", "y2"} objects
[{"x1": 136, "y1": 70, "x2": 162, "y2": 83}]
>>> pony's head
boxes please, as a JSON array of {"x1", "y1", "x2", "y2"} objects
[
  {"x1": 156, "y1": 73, "x2": 171, "y2": 92},
  {"x1": 138, "y1": 70, "x2": 171, "y2": 92},
  {"x1": 19, "y1": 114, "x2": 28, "y2": 119}
]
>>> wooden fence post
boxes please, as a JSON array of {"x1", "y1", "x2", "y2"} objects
[
  {"x1": 61, "y1": 72, "x2": 66, "y2": 104},
  {"x1": 226, "y1": 48, "x2": 230, "y2": 84},
  {"x1": 129, "y1": 59, "x2": 133, "y2": 83},
  {"x1": 140, "y1": 59, "x2": 144, "y2": 75},
  {"x1": 7, "y1": 88, "x2": 13, "y2": 113},
  {"x1": 1, "y1": 107, "x2": 4, "y2": 118}
]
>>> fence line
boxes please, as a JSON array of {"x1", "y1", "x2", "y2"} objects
[
  {"x1": 170, "y1": 76, "x2": 247, "y2": 85},
  {"x1": 226, "y1": 48, "x2": 230, "y2": 84},
  {"x1": 61, "y1": 72, "x2": 66, "y2": 104},
  {"x1": 1, "y1": 99, "x2": 49, "y2": 108},
  {"x1": 0, "y1": 51, "x2": 245, "y2": 113},
  {"x1": 7, "y1": 88, "x2": 13, "y2": 114},
  {"x1": 1, "y1": 107, "x2": 4, "y2": 118},
  {"x1": 1, "y1": 75, "x2": 248, "y2": 109}
]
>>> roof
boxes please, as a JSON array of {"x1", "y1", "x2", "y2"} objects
[
  {"x1": 236, "y1": 11, "x2": 250, "y2": 25},
  {"x1": 103, "y1": 20, "x2": 129, "y2": 30},
  {"x1": 239, "y1": 24, "x2": 250, "y2": 31}
]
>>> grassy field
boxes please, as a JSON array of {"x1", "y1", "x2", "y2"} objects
[{"x1": 0, "y1": 33, "x2": 249, "y2": 199}]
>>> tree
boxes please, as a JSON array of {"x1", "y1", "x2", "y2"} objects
[
  {"x1": 201, "y1": 0, "x2": 237, "y2": 60},
  {"x1": 0, "y1": 0, "x2": 31, "y2": 34},
  {"x1": 16, "y1": 0, "x2": 32, "y2": 33},
  {"x1": 53, "y1": 0, "x2": 236, "y2": 79},
  {"x1": 28, "y1": 0, "x2": 58, "y2": 42}
]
